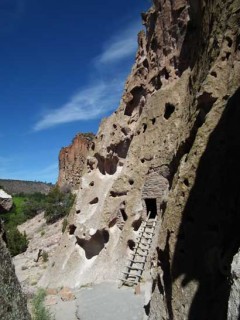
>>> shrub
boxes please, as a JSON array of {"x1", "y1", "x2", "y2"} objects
[
  {"x1": 62, "y1": 218, "x2": 68, "y2": 233},
  {"x1": 42, "y1": 251, "x2": 48, "y2": 262},
  {"x1": 6, "y1": 228, "x2": 28, "y2": 256},
  {"x1": 32, "y1": 289, "x2": 53, "y2": 320}
]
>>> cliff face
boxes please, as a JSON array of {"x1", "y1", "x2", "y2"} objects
[
  {"x1": 57, "y1": 133, "x2": 94, "y2": 190},
  {"x1": 41, "y1": 0, "x2": 240, "y2": 319},
  {"x1": 0, "y1": 222, "x2": 30, "y2": 320}
]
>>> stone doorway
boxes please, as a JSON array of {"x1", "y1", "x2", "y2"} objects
[{"x1": 144, "y1": 198, "x2": 157, "y2": 219}]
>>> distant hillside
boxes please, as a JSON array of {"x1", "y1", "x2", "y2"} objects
[{"x1": 0, "y1": 179, "x2": 53, "y2": 195}]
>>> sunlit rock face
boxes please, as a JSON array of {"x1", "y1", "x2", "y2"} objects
[
  {"x1": 41, "y1": 1, "x2": 240, "y2": 319},
  {"x1": 0, "y1": 221, "x2": 30, "y2": 320},
  {"x1": 57, "y1": 133, "x2": 94, "y2": 190}
]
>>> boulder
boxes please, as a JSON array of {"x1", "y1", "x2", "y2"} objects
[{"x1": 0, "y1": 189, "x2": 13, "y2": 213}]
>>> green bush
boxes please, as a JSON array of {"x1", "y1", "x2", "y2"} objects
[
  {"x1": 32, "y1": 289, "x2": 53, "y2": 320},
  {"x1": 6, "y1": 228, "x2": 28, "y2": 256}
]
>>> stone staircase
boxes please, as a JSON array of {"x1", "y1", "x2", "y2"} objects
[{"x1": 119, "y1": 212, "x2": 157, "y2": 287}]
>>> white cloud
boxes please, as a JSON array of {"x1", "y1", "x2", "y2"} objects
[
  {"x1": 96, "y1": 21, "x2": 140, "y2": 65},
  {"x1": 33, "y1": 79, "x2": 124, "y2": 131},
  {"x1": 33, "y1": 20, "x2": 141, "y2": 131}
]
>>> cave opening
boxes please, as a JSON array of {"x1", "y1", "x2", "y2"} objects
[{"x1": 145, "y1": 198, "x2": 157, "y2": 219}]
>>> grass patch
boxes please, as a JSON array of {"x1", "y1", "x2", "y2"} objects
[
  {"x1": 32, "y1": 289, "x2": 53, "y2": 320},
  {"x1": 0, "y1": 188, "x2": 75, "y2": 256}
]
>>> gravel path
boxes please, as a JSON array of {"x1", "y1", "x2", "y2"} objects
[{"x1": 48, "y1": 282, "x2": 146, "y2": 320}]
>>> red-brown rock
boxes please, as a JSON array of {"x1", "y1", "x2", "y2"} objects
[{"x1": 57, "y1": 133, "x2": 94, "y2": 190}]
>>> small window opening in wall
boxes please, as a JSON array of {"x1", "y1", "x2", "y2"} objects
[
  {"x1": 145, "y1": 198, "x2": 157, "y2": 219},
  {"x1": 164, "y1": 103, "x2": 175, "y2": 119}
]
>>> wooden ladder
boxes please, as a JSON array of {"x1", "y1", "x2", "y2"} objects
[{"x1": 119, "y1": 212, "x2": 157, "y2": 287}]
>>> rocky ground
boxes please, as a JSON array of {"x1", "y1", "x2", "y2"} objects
[{"x1": 13, "y1": 212, "x2": 63, "y2": 295}]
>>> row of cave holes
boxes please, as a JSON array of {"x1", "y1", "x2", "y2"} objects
[
  {"x1": 137, "y1": 103, "x2": 175, "y2": 136},
  {"x1": 73, "y1": 199, "x2": 158, "y2": 256}
]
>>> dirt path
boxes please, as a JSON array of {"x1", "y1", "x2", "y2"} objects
[{"x1": 48, "y1": 282, "x2": 147, "y2": 320}]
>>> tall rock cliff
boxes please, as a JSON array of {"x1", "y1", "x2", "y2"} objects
[
  {"x1": 57, "y1": 133, "x2": 94, "y2": 190},
  {"x1": 0, "y1": 222, "x2": 30, "y2": 320},
  {"x1": 41, "y1": 0, "x2": 240, "y2": 319}
]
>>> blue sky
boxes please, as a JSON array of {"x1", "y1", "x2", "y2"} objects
[{"x1": 0, "y1": 0, "x2": 150, "y2": 183}]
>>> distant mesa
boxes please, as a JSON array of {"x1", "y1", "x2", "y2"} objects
[{"x1": 0, "y1": 179, "x2": 53, "y2": 195}]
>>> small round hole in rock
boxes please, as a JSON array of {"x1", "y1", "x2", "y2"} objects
[
  {"x1": 89, "y1": 181, "x2": 94, "y2": 187},
  {"x1": 76, "y1": 209, "x2": 81, "y2": 214},
  {"x1": 151, "y1": 118, "x2": 156, "y2": 125},
  {"x1": 129, "y1": 179, "x2": 134, "y2": 185},
  {"x1": 127, "y1": 240, "x2": 135, "y2": 251},
  {"x1": 210, "y1": 71, "x2": 217, "y2": 78},
  {"x1": 89, "y1": 197, "x2": 99, "y2": 204}
]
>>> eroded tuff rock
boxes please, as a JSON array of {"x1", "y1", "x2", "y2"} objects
[
  {"x1": 0, "y1": 189, "x2": 13, "y2": 213},
  {"x1": 41, "y1": 1, "x2": 240, "y2": 319},
  {"x1": 0, "y1": 221, "x2": 30, "y2": 320},
  {"x1": 57, "y1": 133, "x2": 94, "y2": 190},
  {"x1": 228, "y1": 249, "x2": 240, "y2": 319}
]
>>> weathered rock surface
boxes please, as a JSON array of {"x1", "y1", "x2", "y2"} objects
[
  {"x1": 0, "y1": 221, "x2": 30, "y2": 320},
  {"x1": 57, "y1": 133, "x2": 94, "y2": 190},
  {"x1": 13, "y1": 212, "x2": 63, "y2": 294},
  {"x1": 228, "y1": 249, "x2": 240, "y2": 319},
  {"x1": 40, "y1": 1, "x2": 240, "y2": 319},
  {"x1": 0, "y1": 189, "x2": 13, "y2": 213}
]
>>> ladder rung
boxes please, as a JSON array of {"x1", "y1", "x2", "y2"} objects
[
  {"x1": 134, "y1": 248, "x2": 148, "y2": 253},
  {"x1": 128, "y1": 259, "x2": 145, "y2": 263},
  {"x1": 127, "y1": 266, "x2": 144, "y2": 271},
  {"x1": 131, "y1": 253, "x2": 147, "y2": 257},
  {"x1": 120, "y1": 279, "x2": 135, "y2": 283},
  {"x1": 122, "y1": 272, "x2": 136, "y2": 276}
]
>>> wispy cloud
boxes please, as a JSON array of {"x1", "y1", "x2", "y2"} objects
[
  {"x1": 33, "y1": 20, "x2": 140, "y2": 131},
  {"x1": 33, "y1": 79, "x2": 124, "y2": 131},
  {"x1": 96, "y1": 22, "x2": 139, "y2": 65},
  {"x1": 0, "y1": 163, "x2": 58, "y2": 183}
]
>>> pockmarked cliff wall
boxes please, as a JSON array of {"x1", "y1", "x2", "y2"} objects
[
  {"x1": 40, "y1": 1, "x2": 240, "y2": 319},
  {"x1": 57, "y1": 133, "x2": 94, "y2": 190},
  {"x1": 0, "y1": 222, "x2": 30, "y2": 320}
]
